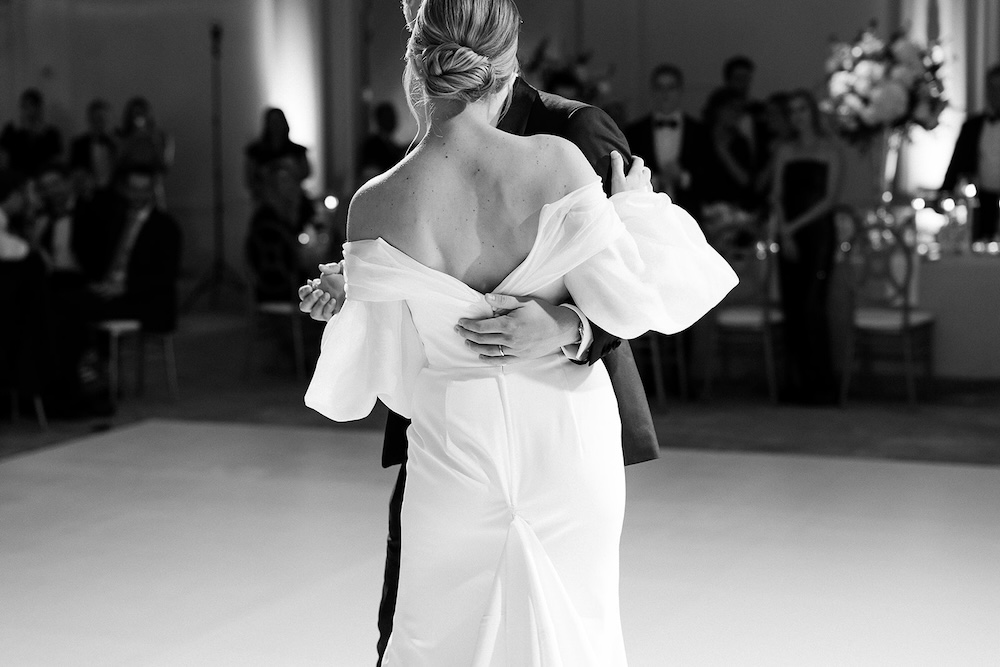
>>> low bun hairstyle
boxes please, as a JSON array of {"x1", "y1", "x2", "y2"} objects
[{"x1": 406, "y1": 0, "x2": 521, "y2": 105}]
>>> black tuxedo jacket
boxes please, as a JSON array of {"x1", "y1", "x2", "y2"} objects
[
  {"x1": 942, "y1": 114, "x2": 992, "y2": 192},
  {"x1": 380, "y1": 77, "x2": 660, "y2": 469},
  {"x1": 89, "y1": 196, "x2": 182, "y2": 333},
  {"x1": 625, "y1": 113, "x2": 706, "y2": 215}
]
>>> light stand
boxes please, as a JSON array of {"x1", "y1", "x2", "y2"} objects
[{"x1": 183, "y1": 22, "x2": 244, "y2": 312}]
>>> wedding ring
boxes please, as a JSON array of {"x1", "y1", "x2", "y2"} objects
[{"x1": 498, "y1": 345, "x2": 505, "y2": 357}]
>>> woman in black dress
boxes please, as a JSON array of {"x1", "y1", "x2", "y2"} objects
[{"x1": 770, "y1": 89, "x2": 842, "y2": 404}]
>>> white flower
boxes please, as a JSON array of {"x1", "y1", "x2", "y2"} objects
[
  {"x1": 854, "y1": 59, "x2": 887, "y2": 83},
  {"x1": 843, "y1": 92, "x2": 865, "y2": 112},
  {"x1": 869, "y1": 81, "x2": 910, "y2": 124},
  {"x1": 829, "y1": 71, "x2": 856, "y2": 97}
]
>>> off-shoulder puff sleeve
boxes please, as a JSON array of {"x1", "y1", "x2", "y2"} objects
[
  {"x1": 304, "y1": 297, "x2": 425, "y2": 422},
  {"x1": 565, "y1": 190, "x2": 738, "y2": 340}
]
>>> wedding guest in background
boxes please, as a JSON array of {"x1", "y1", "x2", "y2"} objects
[
  {"x1": 358, "y1": 102, "x2": 406, "y2": 182},
  {"x1": 116, "y1": 96, "x2": 173, "y2": 206},
  {"x1": 69, "y1": 99, "x2": 117, "y2": 197},
  {"x1": 29, "y1": 163, "x2": 82, "y2": 273},
  {"x1": 246, "y1": 156, "x2": 316, "y2": 302},
  {"x1": 25, "y1": 162, "x2": 102, "y2": 416},
  {"x1": 244, "y1": 107, "x2": 311, "y2": 203},
  {"x1": 625, "y1": 63, "x2": 706, "y2": 216},
  {"x1": 702, "y1": 87, "x2": 756, "y2": 211},
  {"x1": 769, "y1": 89, "x2": 842, "y2": 405},
  {"x1": 941, "y1": 63, "x2": 1000, "y2": 241},
  {"x1": 0, "y1": 88, "x2": 64, "y2": 180},
  {"x1": 88, "y1": 164, "x2": 182, "y2": 335},
  {"x1": 755, "y1": 92, "x2": 795, "y2": 205},
  {"x1": 719, "y1": 55, "x2": 762, "y2": 162}
]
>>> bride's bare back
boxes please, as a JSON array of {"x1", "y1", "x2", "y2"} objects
[{"x1": 348, "y1": 125, "x2": 597, "y2": 294}]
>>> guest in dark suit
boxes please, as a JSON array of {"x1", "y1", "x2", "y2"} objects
[
  {"x1": 69, "y1": 99, "x2": 117, "y2": 196},
  {"x1": 0, "y1": 88, "x2": 63, "y2": 180},
  {"x1": 941, "y1": 63, "x2": 1000, "y2": 241},
  {"x1": 702, "y1": 87, "x2": 757, "y2": 210},
  {"x1": 625, "y1": 63, "x2": 706, "y2": 216},
  {"x1": 88, "y1": 165, "x2": 182, "y2": 334}
]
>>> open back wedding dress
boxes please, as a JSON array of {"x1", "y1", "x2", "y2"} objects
[{"x1": 306, "y1": 182, "x2": 737, "y2": 666}]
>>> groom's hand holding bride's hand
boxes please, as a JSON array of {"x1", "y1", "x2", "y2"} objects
[{"x1": 297, "y1": 262, "x2": 346, "y2": 321}]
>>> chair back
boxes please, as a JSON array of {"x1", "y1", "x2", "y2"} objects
[
  {"x1": 245, "y1": 214, "x2": 301, "y2": 304},
  {"x1": 708, "y1": 221, "x2": 779, "y2": 313},
  {"x1": 842, "y1": 209, "x2": 920, "y2": 318}
]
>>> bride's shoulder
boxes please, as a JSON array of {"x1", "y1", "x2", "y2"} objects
[
  {"x1": 520, "y1": 133, "x2": 598, "y2": 196},
  {"x1": 347, "y1": 168, "x2": 410, "y2": 242}
]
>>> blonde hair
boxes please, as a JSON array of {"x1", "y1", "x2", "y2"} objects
[{"x1": 405, "y1": 0, "x2": 520, "y2": 105}]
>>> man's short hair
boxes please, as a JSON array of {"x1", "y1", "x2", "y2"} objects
[
  {"x1": 20, "y1": 88, "x2": 43, "y2": 107},
  {"x1": 650, "y1": 63, "x2": 684, "y2": 88},
  {"x1": 723, "y1": 55, "x2": 755, "y2": 81}
]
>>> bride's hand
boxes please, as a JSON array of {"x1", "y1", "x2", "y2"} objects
[
  {"x1": 298, "y1": 262, "x2": 346, "y2": 321},
  {"x1": 610, "y1": 151, "x2": 653, "y2": 195}
]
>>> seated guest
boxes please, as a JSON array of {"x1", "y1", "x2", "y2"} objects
[
  {"x1": 88, "y1": 164, "x2": 182, "y2": 334},
  {"x1": 941, "y1": 63, "x2": 1000, "y2": 241},
  {"x1": 358, "y1": 102, "x2": 406, "y2": 182},
  {"x1": 246, "y1": 156, "x2": 315, "y2": 302},
  {"x1": 0, "y1": 88, "x2": 63, "y2": 180},
  {"x1": 702, "y1": 87, "x2": 757, "y2": 211},
  {"x1": 69, "y1": 99, "x2": 117, "y2": 197},
  {"x1": 625, "y1": 63, "x2": 706, "y2": 216},
  {"x1": 23, "y1": 162, "x2": 103, "y2": 414},
  {"x1": 244, "y1": 108, "x2": 311, "y2": 203},
  {"x1": 30, "y1": 163, "x2": 83, "y2": 274}
]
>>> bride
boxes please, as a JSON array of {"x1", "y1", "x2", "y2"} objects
[{"x1": 305, "y1": 0, "x2": 737, "y2": 663}]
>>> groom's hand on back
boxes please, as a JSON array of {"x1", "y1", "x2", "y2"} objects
[{"x1": 456, "y1": 294, "x2": 581, "y2": 365}]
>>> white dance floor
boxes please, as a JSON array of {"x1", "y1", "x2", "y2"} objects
[{"x1": 1, "y1": 419, "x2": 998, "y2": 666}]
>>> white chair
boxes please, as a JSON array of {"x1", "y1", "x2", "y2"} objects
[
  {"x1": 702, "y1": 232, "x2": 783, "y2": 403},
  {"x1": 96, "y1": 319, "x2": 179, "y2": 403},
  {"x1": 840, "y1": 211, "x2": 934, "y2": 405}
]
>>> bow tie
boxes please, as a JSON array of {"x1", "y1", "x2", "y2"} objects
[{"x1": 654, "y1": 117, "x2": 680, "y2": 129}]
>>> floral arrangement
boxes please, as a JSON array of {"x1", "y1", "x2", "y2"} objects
[{"x1": 823, "y1": 23, "x2": 946, "y2": 143}]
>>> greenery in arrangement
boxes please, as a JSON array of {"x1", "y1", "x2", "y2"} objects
[{"x1": 823, "y1": 22, "x2": 947, "y2": 144}]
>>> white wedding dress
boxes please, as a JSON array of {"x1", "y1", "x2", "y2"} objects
[{"x1": 305, "y1": 181, "x2": 737, "y2": 666}]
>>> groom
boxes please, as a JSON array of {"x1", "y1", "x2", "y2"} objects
[{"x1": 298, "y1": 2, "x2": 658, "y2": 663}]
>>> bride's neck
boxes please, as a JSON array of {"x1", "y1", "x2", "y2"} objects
[{"x1": 421, "y1": 94, "x2": 505, "y2": 144}]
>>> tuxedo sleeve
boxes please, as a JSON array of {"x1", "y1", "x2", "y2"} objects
[{"x1": 559, "y1": 105, "x2": 633, "y2": 364}]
